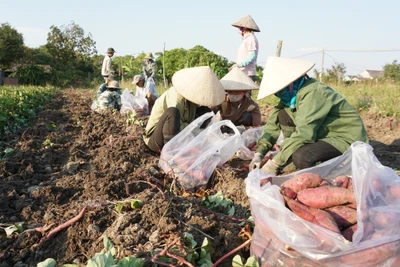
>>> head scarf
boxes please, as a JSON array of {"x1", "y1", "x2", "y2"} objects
[{"x1": 274, "y1": 76, "x2": 306, "y2": 111}]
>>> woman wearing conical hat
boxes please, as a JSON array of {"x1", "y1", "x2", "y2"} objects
[
  {"x1": 211, "y1": 65, "x2": 262, "y2": 132},
  {"x1": 143, "y1": 66, "x2": 226, "y2": 153},
  {"x1": 231, "y1": 15, "x2": 260, "y2": 82},
  {"x1": 249, "y1": 57, "x2": 368, "y2": 175}
]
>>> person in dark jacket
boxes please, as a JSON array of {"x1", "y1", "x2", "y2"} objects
[{"x1": 250, "y1": 57, "x2": 368, "y2": 175}]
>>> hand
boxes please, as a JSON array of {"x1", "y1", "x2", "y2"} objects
[
  {"x1": 249, "y1": 152, "x2": 263, "y2": 171},
  {"x1": 261, "y1": 159, "x2": 280, "y2": 175},
  {"x1": 135, "y1": 108, "x2": 145, "y2": 116},
  {"x1": 236, "y1": 125, "x2": 246, "y2": 134}
]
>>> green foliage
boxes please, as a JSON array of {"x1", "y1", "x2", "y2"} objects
[
  {"x1": 46, "y1": 21, "x2": 97, "y2": 86},
  {"x1": 184, "y1": 233, "x2": 214, "y2": 266},
  {"x1": 383, "y1": 60, "x2": 400, "y2": 82},
  {"x1": 0, "y1": 23, "x2": 25, "y2": 69},
  {"x1": 0, "y1": 222, "x2": 24, "y2": 236},
  {"x1": 232, "y1": 255, "x2": 259, "y2": 267},
  {"x1": 0, "y1": 85, "x2": 58, "y2": 135},
  {"x1": 10, "y1": 64, "x2": 48, "y2": 86},
  {"x1": 325, "y1": 62, "x2": 346, "y2": 83},
  {"x1": 202, "y1": 191, "x2": 235, "y2": 216},
  {"x1": 38, "y1": 237, "x2": 144, "y2": 267}
]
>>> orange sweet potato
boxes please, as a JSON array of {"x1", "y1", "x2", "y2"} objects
[
  {"x1": 342, "y1": 224, "x2": 357, "y2": 242},
  {"x1": 389, "y1": 185, "x2": 400, "y2": 200},
  {"x1": 280, "y1": 186, "x2": 297, "y2": 199},
  {"x1": 370, "y1": 210, "x2": 399, "y2": 229},
  {"x1": 297, "y1": 186, "x2": 356, "y2": 209},
  {"x1": 325, "y1": 205, "x2": 358, "y2": 230},
  {"x1": 284, "y1": 196, "x2": 340, "y2": 234},
  {"x1": 281, "y1": 172, "x2": 323, "y2": 193},
  {"x1": 334, "y1": 175, "x2": 350, "y2": 188},
  {"x1": 347, "y1": 177, "x2": 353, "y2": 191}
]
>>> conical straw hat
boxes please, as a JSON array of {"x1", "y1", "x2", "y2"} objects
[
  {"x1": 232, "y1": 15, "x2": 260, "y2": 32},
  {"x1": 257, "y1": 57, "x2": 315, "y2": 100},
  {"x1": 172, "y1": 66, "x2": 226, "y2": 106},
  {"x1": 220, "y1": 65, "x2": 259, "y2": 91}
]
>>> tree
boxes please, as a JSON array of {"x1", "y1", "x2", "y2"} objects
[
  {"x1": 46, "y1": 21, "x2": 97, "y2": 86},
  {"x1": 0, "y1": 23, "x2": 25, "y2": 69},
  {"x1": 325, "y1": 62, "x2": 346, "y2": 83},
  {"x1": 383, "y1": 60, "x2": 400, "y2": 82}
]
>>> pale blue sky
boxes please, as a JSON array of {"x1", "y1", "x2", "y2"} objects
[{"x1": 2, "y1": 0, "x2": 400, "y2": 75}]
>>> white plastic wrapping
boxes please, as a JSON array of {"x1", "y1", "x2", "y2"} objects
[
  {"x1": 159, "y1": 112, "x2": 242, "y2": 191},
  {"x1": 245, "y1": 142, "x2": 400, "y2": 267},
  {"x1": 120, "y1": 88, "x2": 148, "y2": 116}
]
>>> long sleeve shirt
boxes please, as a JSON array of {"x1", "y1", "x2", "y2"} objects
[
  {"x1": 101, "y1": 55, "x2": 112, "y2": 77},
  {"x1": 256, "y1": 78, "x2": 369, "y2": 166},
  {"x1": 143, "y1": 87, "x2": 198, "y2": 145},
  {"x1": 236, "y1": 33, "x2": 259, "y2": 76}
]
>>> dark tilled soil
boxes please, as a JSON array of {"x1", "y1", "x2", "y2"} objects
[{"x1": 0, "y1": 88, "x2": 399, "y2": 267}]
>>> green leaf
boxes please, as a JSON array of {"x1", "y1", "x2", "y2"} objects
[
  {"x1": 232, "y1": 255, "x2": 244, "y2": 267},
  {"x1": 116, "y1": 203, "x2": 123, "y2": 213},
  {"x1": 116, "y1": 257, "x2": 145, "y2": 267},
  {"x1": 130, "y1": 199, "x2": 142, "y2": 209},
  {"x1": 228, "y1": 206, "x2": 235, "y2": 216},
  {"x1": 86, "y1": 252, "x2": 115, "y2": 267},
  {"x1": 244, "y1": 256, "x2": 259, "y2": 267},
  {"x1": 184, "y1": 232, "x2": 197, "y2": 248},
  {"x1": 37, "y1": 258, "x2": 56, "y2": 267},
  {"x1": 4, "y1": 225, "x2": 20, "y2": 236},
  {"x1": 103, "y1": 237, "x2": 116, "y2": 256}
]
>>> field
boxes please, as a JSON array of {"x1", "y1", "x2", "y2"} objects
[{"x1": 0, "y1": 85, "x2": 400, "y2": 266}]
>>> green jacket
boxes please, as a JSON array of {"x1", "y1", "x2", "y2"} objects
[
  {"x1": 257, "y1": 78, "x2": 368, "y2": 166},
  {"x1": 143, "y1": 86, "x2": 198, "y2": 144}
]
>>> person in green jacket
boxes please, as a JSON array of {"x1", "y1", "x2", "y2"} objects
[
  {"x1": 249, "y1": 57, "x2": 368, "y2": 174},
  {"x1": 143, "y1": 66, "x2": 226, "y2": 153}
]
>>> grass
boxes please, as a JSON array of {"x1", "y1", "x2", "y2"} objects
[{"x1": 254, "y1": 80, "x2": 400, "y2": 118}]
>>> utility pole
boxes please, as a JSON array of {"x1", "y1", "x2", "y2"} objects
[
  {"x1": 320, "y1": 48, "x2": 324, "y2": 82},
  {"x1": 163, "y1": 42, "x2": 167, "y2": 88},
  {"x1": 276, "y1": 40, "x2": 283, "y2": 57}
]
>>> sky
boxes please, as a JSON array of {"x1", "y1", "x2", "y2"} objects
[{"x1": 2, "y1": 0, "x2": 400, "y2": 76}]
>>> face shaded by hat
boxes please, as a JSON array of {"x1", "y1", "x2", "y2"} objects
[
  {"x1": 257, "y1": 57, "x2": 315, "y2": 100},
  {"x1": 220, "y1": 65, "x2": 259, "y2": 91},
  {"x1": 232, "y1": 15, "x2": 260, "y2": 32},
  {"x1": 144, "y1": 52, "x2": 154, "y2": 60},
  {"x1": 107, "y1": 47, "x2": 116, "y2": 54},
  {"x1": 132, "y1": 74, "x2": 145, "y2": 85},
  {"x1": 171, "y1": 66, "x2": 226, "y2": 106}
]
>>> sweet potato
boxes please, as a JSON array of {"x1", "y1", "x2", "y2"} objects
[
  {"x1": 284, "y1": 196, "x2": 340, "y2": 233},
  {"x1": 389, "y1": 185, "x2": 400, "y2": 200},
  {"x1": 320, "y1": 180, "x2": 332, "y2": 187},
  {"x1": 340, "y1": 240, "x2": 400, "y2": 267},
  {"x1": 334, "y1": 175, "x2": 350, "y2": 188},
  {"x1": 325, "y1": 205, "x2": 358, "y2": 230},
  {"x1": 342, "y1": 224, "x2": 357, "y2": 242},
  {"x1": 280, "y1": 186, "x2": 297, "y2": 199},
  {"x1": 347, "y1": 177, "x2": 353, "y2": 191},
  {"x1": 370, "y1": 210, "x2": 399, "y2": 229},
  {"x1": 297, "y1": 186, "x2": 356, "y2": 209},
  {"x1": 281, "y1": 172, "x2": 323, "y2": 193}
]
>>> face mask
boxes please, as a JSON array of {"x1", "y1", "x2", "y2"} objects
[{"x1": 228, "y1": 93, "x2": 244, "y2": 102}]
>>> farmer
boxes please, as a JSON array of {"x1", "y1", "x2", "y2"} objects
[
  {"x1": 132, "y1": 74, "x2": 158, "y2": 113},
  {"x1": 97, "y1": 74, "x2": 115, "y2": 97},
  {"x1": 249, "y1": 57, "x2": 368, "y2": 175},
  {"x1": 143, "y1": 66, "x2": 226, "y2": 153},
  {"x1": 143, "y1": 52, "x2": 156, "y2": 81},
  {"x1": 231, "y1": 15, "x2": 260, "y2": 82},
  {"x1": 91, "y1": 80, "x2": 122, "y2": 113},
  {"x1": 211, "y1": 65, "x2": 262, "y2": 133},
  {"x1": 101, "y1": 47, "x2": 116, "y2": 82}
]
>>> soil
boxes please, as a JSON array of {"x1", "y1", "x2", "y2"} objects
[{"x1": 0, "y1": 89, "x2": 399, "y2": 267}]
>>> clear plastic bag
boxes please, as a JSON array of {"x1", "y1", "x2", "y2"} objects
[
  {"x1": 236, "y1": 128, "x2": 284, "y2": 160},
  {"x1": 120, "y1": 88, "x2": 148, "y2": 116},
  {"x1": 159, "y1": 112, "x2": 242, "y2": 191},
  {"x1": 245, "y1": 142, "x2": 400, "y2": 267}
]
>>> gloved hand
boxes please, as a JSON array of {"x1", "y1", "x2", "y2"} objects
[
  {"x1": 236, "y1": 125, "x2": 246, "y2": 134},
  {"x1": 249, "y1": 152, "x2": 263, "y2": 171},
  {"x1": 261, "y1": 159, "x2": 280, "y2": 175}
]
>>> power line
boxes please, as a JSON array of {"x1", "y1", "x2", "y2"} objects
[
  {"x1": 323, "y1": 52, "x2": 364, "y2": 72},
  {"x1": 291, "y1": 50, "x2": 322, "y2": 59}
]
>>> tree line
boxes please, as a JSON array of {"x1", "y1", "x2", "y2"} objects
[{"x1": 1, "y1": 21, "x2": 399, "y2": 88}]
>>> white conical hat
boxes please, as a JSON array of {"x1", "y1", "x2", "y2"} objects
[
  {"x1": 257, "y1": 57, "x2": 315, "y2": 100},
  {"x1": 172, "y1": 66, "x2": 226, "y2": 106},
  {"x1": 232, "y1": 15, "x2": 260, "y2": 32},
  {"x1": 220, "y1": 65, "x2": 259, "y2": 91}
]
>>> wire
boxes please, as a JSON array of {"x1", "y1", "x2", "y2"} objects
[
  {"x1": 291, "y1": 50, "x2": 322, "y2": 59},
  {"x1": 323, "y1": 52, "x2": 365, "y2": 72}
]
